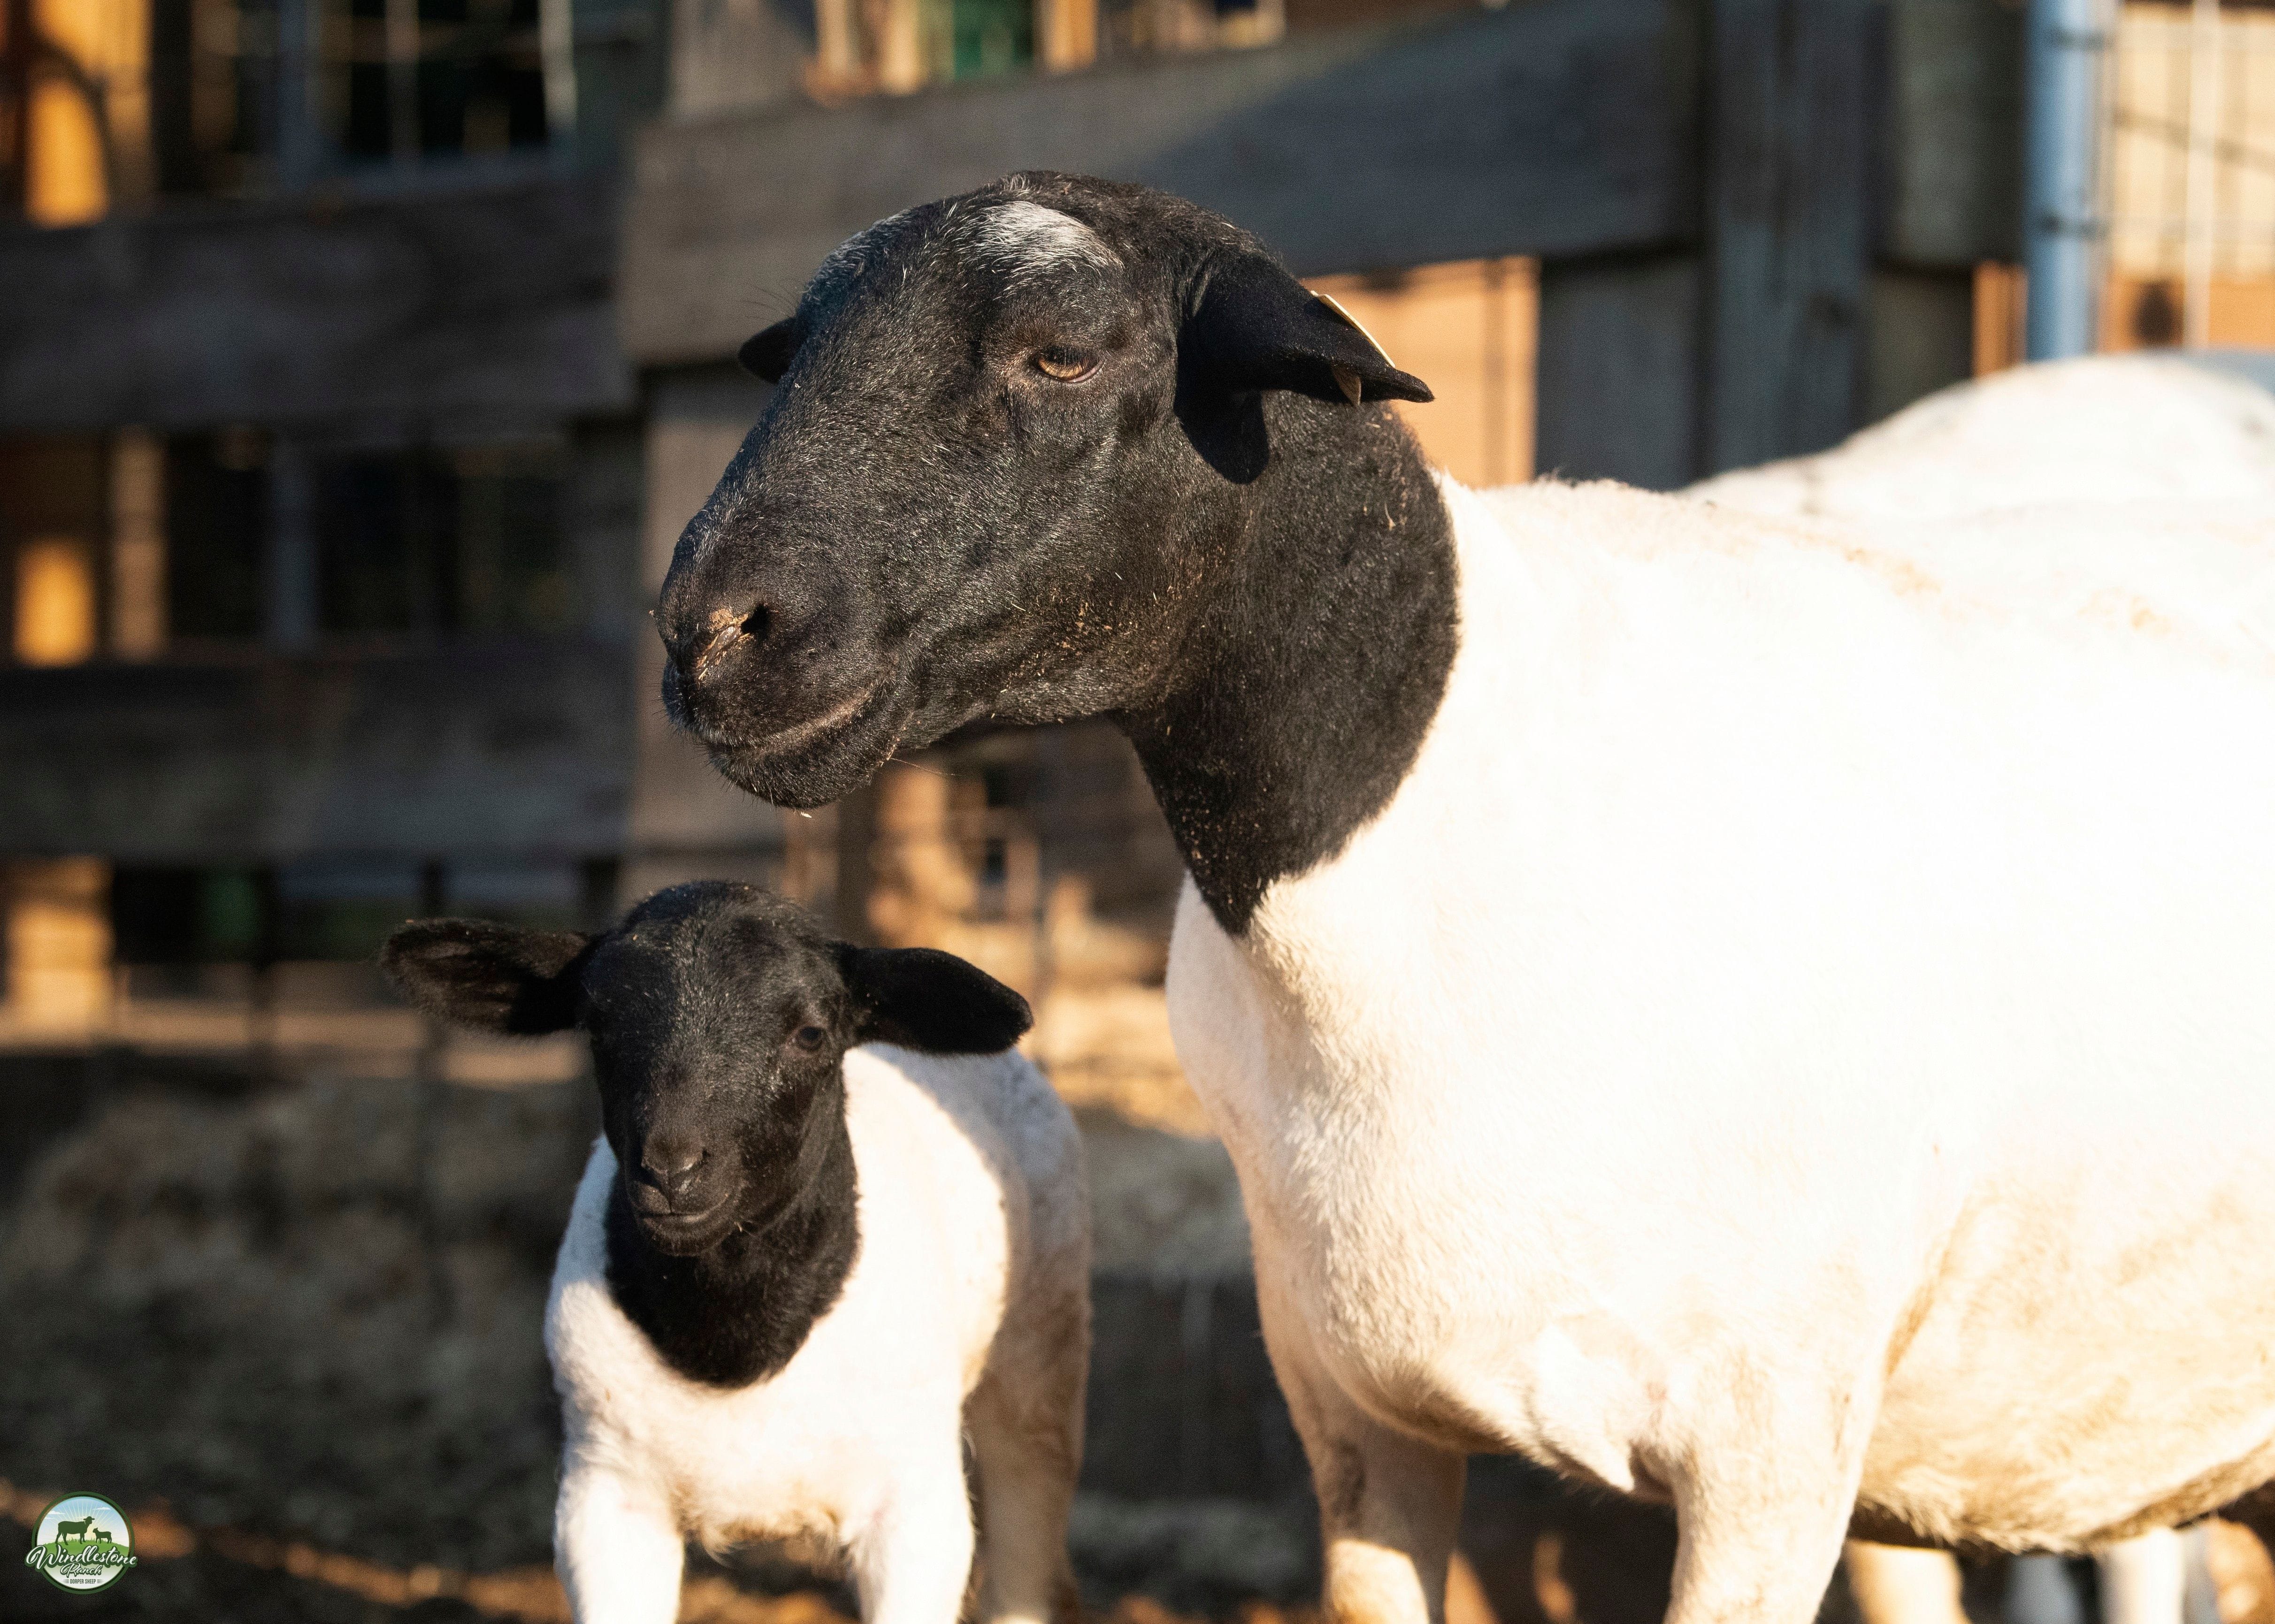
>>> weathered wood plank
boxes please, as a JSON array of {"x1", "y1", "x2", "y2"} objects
[
  {"x1": 0, "y1": 641, "x2": 632, "y2": 861},
  {"x1": 1702, "y1": 0, "x2": 1874, "y2": 473},
  {"x1": 1881, "y1": 0, "x2": 2023, "y2": 268},
  {"x1": 620, "y1": 0, "x2": 1704, "y2": 366},
  {"x1": 0, "y1": 172, "x2": 634, "y2": 435},
  {"x1": 1534, "y1": 250, "x2": 1704, "y2": 490}
]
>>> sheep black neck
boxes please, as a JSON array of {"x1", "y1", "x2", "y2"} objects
[
  {"x1": 1118, "y1": 393, "x2": 1458, "y2": 936},
  {"x1": 603, "y1": 1107, "x2": 859, "y2": 1389}
]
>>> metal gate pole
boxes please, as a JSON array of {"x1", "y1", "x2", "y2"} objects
[{"x1": 2024, "y1": 0, "x2": 2110, "y2": 358}]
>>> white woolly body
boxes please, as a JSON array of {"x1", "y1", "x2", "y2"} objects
[
  {"x1": 1165, "y1": 474, "x2": 2275, "y2": 1564},
  {"x1": 545, "y1": 1045, "x2": 1088, "y2": 1624},
  {"x1": 1687, "y1": 354, "x2": 2275, "y2": 523},
  {"x1": 1690, "y1": 359, "x2": 2275, "y2": 1624}
]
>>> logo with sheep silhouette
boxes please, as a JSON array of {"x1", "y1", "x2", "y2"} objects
[{"x1": 23, "y1": 1494, "x2": 136, "y2": 1593}]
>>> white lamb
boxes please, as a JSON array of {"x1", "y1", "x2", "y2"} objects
[{"x1": 383, "y1": 883, "x2": 1091, "y2": 1624}]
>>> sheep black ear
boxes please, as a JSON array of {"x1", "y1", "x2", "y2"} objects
[
  {"x1": 738, "y1": 319, "x2": 801, "y2": 383},
  {"x1": 839, "y1": 945, "x2": 1033, "y2": 1055},
  {"x1": 380, "y1": 919, "x2": 593, "y2": 1036},
  {"x1": 1184, "y1": 252, "x2": 1432, "y2": 407}
]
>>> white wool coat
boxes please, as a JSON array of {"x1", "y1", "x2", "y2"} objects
[
  {"x1": 1165, "y1": 468, "x2": 2275, "y2": 1567},
  {"x1": 545, "y1": 1045, "x2": 1087, "y2": 1623}
]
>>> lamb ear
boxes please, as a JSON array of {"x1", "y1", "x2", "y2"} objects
[
  {"x1": 839, "y1": 945, "x2": 1033, "y2": 1055},
  {"x1": 738, "y1": 318, "x2": 801, "y2": 383},
  {"x1": 380, "y1": 919, "x2": 593, "y2": 1035},
  {"x1": 1184, "y1": 252, "x2": 1433, "y2": 406}
]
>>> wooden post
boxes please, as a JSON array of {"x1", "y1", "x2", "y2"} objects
[
  {"x1": 1037, "y1": 0, "x2": 1099, "y2": 71},
  {"x1": 1702, "y1": 0, "x2": 1875, "y2": 472},
  {"x1": 877, "y1": 0, "x2": 926, "y2": 92},
  {"x1": 108, "y1": 427, "x2": 165, "y2": 658},
  {"x1": 815, "y1": 0, "x2": 864, "y2": 84}
]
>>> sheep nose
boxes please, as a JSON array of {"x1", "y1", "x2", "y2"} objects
[
  {"x1": 639, "y1": 1138, "x2": 707, "y2": 1204},
  {"x1": 664, "y1": 601, "x2": 773, "y2": 688}
]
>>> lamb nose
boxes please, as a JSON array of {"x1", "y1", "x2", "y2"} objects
[{"x1": 641, "y1": 1141, "x2": 706, "y2": 1201}]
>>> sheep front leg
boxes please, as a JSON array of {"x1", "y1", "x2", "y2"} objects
[
  {"x1": 1312, "y1": 1414, "x2": 1468, "y2": 1624},
  {"x1": 555, "y1": 1464, "x2": 686, "y2": 1624},
  {"x1": 1663, "y1": 1401, "x2": 1869, "y2": 1624},
  {"x1": 1258, "y1": 1272, "x2": 1465, "y2": 1624},
  {"x1": 854, "y1": 1456, "x2": 980, "y2": 1624}
]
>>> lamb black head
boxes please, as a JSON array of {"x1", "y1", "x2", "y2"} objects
[
  {"x1": 655, "y1": 172, "x2": 1433, "y2": 809},
  {"x1": 381, "y1": 882, "x2": 1031, "y2": 1258}
]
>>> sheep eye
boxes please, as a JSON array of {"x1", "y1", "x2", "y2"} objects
[
  {"x1": 1033, "y1": 350, "x2": 1097, "y2": 383},
  {"x1": 791, "y1": 1025, "x2": 828, "y2": 1052}
]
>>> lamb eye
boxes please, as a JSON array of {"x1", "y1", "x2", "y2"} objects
[
  {"x1": 1033, "y1": 350, "x2": 1097, "y2": 383},
  {"x1": 791, "y1": 1025, "x2": 827, "y2": 1052}
]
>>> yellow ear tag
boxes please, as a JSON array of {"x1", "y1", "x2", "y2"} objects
[{"x1": 1312, "y1": 291, "x2": 1397, "y2": 407}]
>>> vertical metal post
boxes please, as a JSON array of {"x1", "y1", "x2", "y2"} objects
[
  {"x1": 2181, "y1": 1525, "x2": 2222, "y2": 1624},
  {"x1": 2005, "y1": 1554, "x2": 2085, "y2": 1624},
  {"x1": 2023, "y1": 0, "x2": 2110, "y2": 359}
]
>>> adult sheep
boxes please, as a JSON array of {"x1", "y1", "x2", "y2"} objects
[{"x1": 656, "y1": 173, "x2": 2275, "y2": 1624}]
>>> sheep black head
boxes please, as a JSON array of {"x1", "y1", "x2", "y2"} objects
[
  {"x1": 381, "y1": 883, "x2": 1030, "y2": 1258},
  {"x1": 655, "y1": 171, "x2": 1433, "y2": 811}
]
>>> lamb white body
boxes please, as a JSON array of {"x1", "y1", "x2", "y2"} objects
[
  {"x1": 1165, "y1": 473, "x2": 2275, "y2": 1624},
  {"x1": 546, "y1": 1044, "x2": 1089, "y2": 1624}
]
